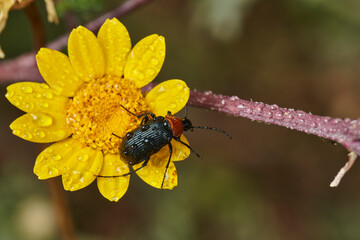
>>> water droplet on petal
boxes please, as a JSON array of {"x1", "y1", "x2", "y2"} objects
[
  {"x1": 21, "y1": 85, "x2": 33, "y2": 93},
  {"x1": 78, "y1": 154, "x2": 89, "y2": 162},
  {"x1": 52, "y1": 154, "x2": 62, "y2": 161},
  {"x1": 36, "y1": 131, "x2": 45, "y2": 138},
  {"x1": 151, "y1": 58, "x2": 159, "y2": 65},
  {"x1": 5, "y1": 89, "x2": 14, "y2": 98},
  {"x1": 170, "y1": 103, "x2": 177, "y2": 109},
  {"x1": 43, "y1": 92, "x2": 53, "y2": 99},
  {"x1": 12, "y1": 129, "x2": 20, "y2": 135},
  {"x1": 40, "y1": 84, "x2": 49, "y2": 89},
  {"x1": 25, "y1": 102, "x2": 34, "y2": 111},
  {"x1": 107, "y1": 160, "x2": 114, "y2": 167},
  {"x1": 31, "y1": 113, "x2": 53, "y2": 127},
  {"x1": 40, "y1": 101, "x2": 49, "y2": 108},
  {"x1": 23, "y1": 132, "x2": 33, "y2": 140},
  {"x1": 12, "y1": 100, "x2": 20, "y2": 106},
  {"x1": 35, "y1": 93, "x2": 41, "y2": 98}
]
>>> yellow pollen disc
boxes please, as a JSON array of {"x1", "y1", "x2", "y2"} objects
[{"x1": 66, "y1": 75, "x2": 149, "y2": 153}]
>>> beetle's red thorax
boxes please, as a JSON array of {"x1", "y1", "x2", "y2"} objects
[{"x1": 165, "y1": 114, "x2": 184, "y2": 137}]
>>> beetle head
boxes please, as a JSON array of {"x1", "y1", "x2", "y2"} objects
[{"x1": 182, "y1": 118, "x2": 193, "y2": 132}]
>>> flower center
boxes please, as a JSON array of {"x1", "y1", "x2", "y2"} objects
[{"x1": 66, "y1": 75, "x2": 149, "y2": 154}]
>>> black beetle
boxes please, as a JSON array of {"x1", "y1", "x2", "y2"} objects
[{"x1": 101, "y1": 105, "x2": 231, "y2": 188}]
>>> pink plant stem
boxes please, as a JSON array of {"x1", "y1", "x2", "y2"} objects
[{"x1": 188, "y1": 90, "x2": 360, "y2": 156}]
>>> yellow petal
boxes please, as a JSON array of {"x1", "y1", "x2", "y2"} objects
[
  {"x1": 36, "y1": 48, "x2": 83, "y2": 97},
  {"x1": 171, "y1": 135, "x2": 190, "y2": 161},
  {"x1": 68, "y1": 26, "x2": 105, "y2": 82},
  {"x1": 5, "y1": 82, "x2": 68, "y2": 113},
  {"x1": 124, "y1": 34, "x2": 165, "y2": 88},
  {"x1": 145, "y1": 79, "x2": 190, "y2": 116},
  {"x1": 135, "y1": 150, "x2": 178, "y2": 190},
  {"x1": 34, "y1": 138, "x2": 75, "y2": 179},
  {"x1": 97, "y1": 18, "x2": 131, "y2": 77},
  {"x1": 62, "y1": 145, "x2": 103, "y2": 191},
  {"x1": 10, "y1": 112, "x2": 71, "y2": 143},
  {"x1": 97, "y1": 153, "x2": 130, "y2": 201}
]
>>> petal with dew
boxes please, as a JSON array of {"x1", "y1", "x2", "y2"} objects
[
  {"x1": 124, "y1": 34, "x2": 165, "y2": 88},
  {"x1": 135, "y1": 150, "x2": 178, "y2": 190},
  {"x1": 36, "y1": 48, "x2": 83, "y2": 97},
  {"x1": 97, "y1": 18, "x2": 131, "y2": 77},
  {"x1": 97, "y1": 153, "x2": 130, "y2": 202},
  {"x1": 145, "y1": 79, "x2": 189, "y2": 116},
  {"x1": 5, "y1": 82, "x2": 68, "y2": 114},
  {"x1": 10, "y1": 112, "x2": 71, "y2": 143},
  {"x1": 34, "y1": 138, "x2": 76, "y2": 179},
  {"x1": 62, "y1": 145, "x2": 103, "y2": 191},
  {"x1": 68, "y1": 26, "x2": 105, "y2": 82},
  {"x1": 171, "y1": 135, "x2": 190, "y2": 161},
  {"x1": 150, "y1": 135, "x2": 190, "y2": 163}
]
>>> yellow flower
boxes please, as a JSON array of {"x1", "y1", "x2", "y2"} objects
[{"x1": 5, "y1": 18, "x2": 191, "y2": 201}]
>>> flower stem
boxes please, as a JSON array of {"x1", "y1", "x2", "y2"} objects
[
  {"x1": 48, "y1": 178, "x2": 76, "y2": 240},
  {"x1": 24, "y1": 1, "x2": 46, "y2": 51}
]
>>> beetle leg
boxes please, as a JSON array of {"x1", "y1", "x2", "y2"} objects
[
  {"x1": 97, "y1": 157, "x2": 150, "y2": 178},
  {"x1": 161, "y1": 143, "x2": 173, "y2": 189},
  {"x1": 173, "y1": 136, "x2": 201, "y2": 159}
]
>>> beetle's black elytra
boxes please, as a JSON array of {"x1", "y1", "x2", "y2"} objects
[{"x1": 99, "y1": 105, "x2": 232, "y2": 189}]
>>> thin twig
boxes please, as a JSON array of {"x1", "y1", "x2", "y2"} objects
[{"x1": 330, "y1": 152, "x2": 358, "y2": 187}]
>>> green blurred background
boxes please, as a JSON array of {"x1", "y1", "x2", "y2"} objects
[{"x1": 1, "y1": 0, "x2": 360, "y2": 239}]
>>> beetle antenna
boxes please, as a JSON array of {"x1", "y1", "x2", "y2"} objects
[
  {"x1": 184, "y1": 105, "x2": 188, "y2": 119},
  {"x1": 192, "y1": 126, "x2": 232, "y2": 139},
  {"x1": 112, "y1": 133, "x2": 124, "y2": 140}
]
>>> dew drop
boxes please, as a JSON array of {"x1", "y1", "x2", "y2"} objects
[
  {"x1": 283, "y1": 112, "x2": 294, "y2": 122},
  {"x1": 274, "y1": 111, "x2": 284, "y2": 120},
  {"x1": 49, "y1": 167, "x2": 59, "y2": 176},
  {"x1": 25, "y1": 102, "x2": 34, "y2": 111},
  {"x1": 147, "y1": 69, "x2": 155, "y2": 76},
  {"x1": 203, "y1": 90, "x2": 212, "y2": 96},
  {"x1": 21, "y1": 85, "x2": 33, "y2": 93},
  {"x1": 263, "y1": 110, "x2": 273, "y2": 118},
  {"x1": 12, "y1": 100, "x2": 20, "y2": 106},
  {"x1": 36, "y1": 131, "x2": 45, "y2": 138},
  {"x1": 40, "y1": 83, "x2": 49, "y2": 89},
  {"x1": 5, "y1": 89, "x2": 14, "y2": 98},
  {"x1": 78, "y1": 154, "x2": 89, "y2": 162},
  {"x1": 12, "y1": 129, "x2": 20, "y2": 135},
  {"x1": 229, "y1": 96, "x2": 239, "y2": 101},
  {"x1": 43, "y1": 92, "x2": 53, "y2": 99},
  {"x1": 151, "y1": 58, "x2": 159, "y2": 65},
  {"x1": 45, "y1": 148, "x2": 53, "y2": 154},
  {"x1": 255, "y1": 103, "x2": 264, "y2": 112},
  {"x1": 52, "y1": 154, "x2": 62, "y2": 161},
  {"x1": 170, "y1": 102, "x2": 177, "y2": 109},
  {"x1": 23, "y1": 132, "x2": 33, "y2": 140},
  {"x1": 270, "y1": 104, "x2": 279, "y2": 110},
  {"x1": 237, "y1": 104, "x2": 245, "y2": 109},
  {"x1": 35, "y1": 93, "x2": 42, "y2": 98},
  {"x1": 40, "y1": 101, "x2": 49, "y2": 108},
  {"x1": 221, "y1": 100, "x2": 225, "y2": 105},
  {"x1": 31, "y1": 113, "x2": 53, "y2": 127}
]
